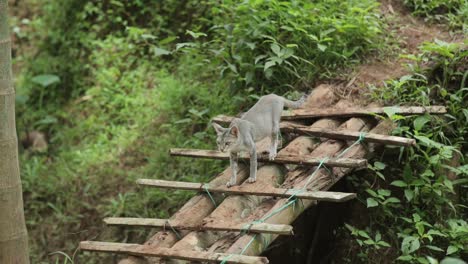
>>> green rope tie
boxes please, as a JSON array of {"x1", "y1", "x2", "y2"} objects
[
  {"x1": 336, "y1": 132, "x2": 366, "y2": 158},
  {"x1": 164, "y1": 220, "x2": 182, "y2": 240},
  {"x1": 203, "y1": 184, "x2": 217, "y2": 207},
  {"x1": 220, "y1": 235, "x2": 258, "y2": 264},
  {"x1": 287, "y1": 157, "x2": 329, "y2": 200}
]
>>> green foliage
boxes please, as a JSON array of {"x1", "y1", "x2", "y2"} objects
[
  {"x1": 18, "y1": 0, "x2": 217, "y2": 108},
  {"x1": 177, "y1": 0, "x2": 383, "y2": 93},
  {"x1": 403, "y1": 0, "x2": 468, "y2": 31},
  {"x1": 19, "y1": 28, "x2": 238, "y2": 262},
  {"x1": 345, "y1": 41, "x2": 467, "y2": 263}
]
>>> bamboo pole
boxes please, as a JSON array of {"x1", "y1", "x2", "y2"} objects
[
  {"x1": 281, "y1": 105, "x2": 446, "y2": 120},
  {"x1": 0, "y1": 1, "x2": 30, "y2": 263},
  {"x1": 169, "y1": 148, "x2": 367, "y2": 168},
  {"x1": 104, "y1": 217, "x2": 293, "y2": 235},
  {"x1": 212, "y1": 116, "x2": 415, "y2": 147},
  {"x1": 80, "y1": 241, "x2": 268, "y2": 264},
  {"x1": 136, "y1": 179, "x2": 356, "y2": 202}
]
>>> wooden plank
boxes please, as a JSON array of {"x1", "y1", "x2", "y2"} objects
[
  {"x1": 79, "y1": 241, "x2": 269, "y2": 264},
  {"x1": 281, "y1": 106, "x2": 446, "y2": 120},
  {"x1": 104, "y1": 217, "x2": 293, "y2": 235},
  {"x1": 212, "y1": 116, "x2": 415, "y2": 146},
  {"x1": 169, "y1": 148, "x2": 367, "y2": 168},
  {"x1": 281, "y1": 124, "x2": 416, "y2": 146},
  {"x1": 136, "y1": 179, "x2": 356, "y2": 202}
]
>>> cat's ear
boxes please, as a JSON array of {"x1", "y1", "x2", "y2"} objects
[
  {"x1": 230, "y1": 126, "x2": 238, "y2": 137},
  {"x1": 212, "y1": 123, "x2": 226, "y2": 135}
]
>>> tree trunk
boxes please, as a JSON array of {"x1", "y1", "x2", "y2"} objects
[{"x1": 0, "y1": 1, "x2": 30, "y2": 263}]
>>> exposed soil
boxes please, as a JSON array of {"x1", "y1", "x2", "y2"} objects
[{"x1": 334, "y1": 0, "x2": 463, "y2": 103}]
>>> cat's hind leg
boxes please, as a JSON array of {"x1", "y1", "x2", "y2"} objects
[
  {"x1": 247, "y1": 140, "x2": 257, "y2": 183},
  {"x1": 269, "y1": 111, "x2": 281, "y2": 161},
  {"x1": 227, "y1": 152, "x2": 239, "y2": 187}
]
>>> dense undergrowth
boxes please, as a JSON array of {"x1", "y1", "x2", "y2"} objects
[
  {"x1": 10, "y1": 0, "x2": 386, "y2": 263},
  {"x1": 403, "y1": 0, "x2": 468, "y2": 32},
  {"x1": 340, "y1": 42, "x2": 467, "y2": 263}
]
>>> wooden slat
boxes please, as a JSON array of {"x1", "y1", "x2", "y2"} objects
[
  {"x1": 104, "y1": 217, "x2": 293, "y2": 235},
  {"x1": 137, "y1": 179, "x2": 357, "y2": 202},
  {"x1": 281, "y1": 106, "x2": 446, "y2": 120},
  {"x1": 170, "y1": 148, "x2": 367, "y2": 168},
  {"x1": 212, "y1": 116, "x2": 415, "y2": 146},
  {"x1": 281, "y1": 124, "x2": 416, "y2": 146},
  {"x1": 79, "y1": 241, "x2": 268, "y2": 264}
]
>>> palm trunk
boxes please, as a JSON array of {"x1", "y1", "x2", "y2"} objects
[{"x1": 0, "y1": 1, "x2": 30, "y2": 263}]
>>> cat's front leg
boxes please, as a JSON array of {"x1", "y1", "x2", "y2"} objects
[
  {"x1": 247, "y1": 145, "x2": 257, "y2": 183},
  {"x1": 227, "y1": 152, "x2": 238, "y2": 187}
]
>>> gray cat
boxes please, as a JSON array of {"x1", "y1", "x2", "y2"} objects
[{"x1": 213, "y1": 93, "x2": 306, "y2": 187}]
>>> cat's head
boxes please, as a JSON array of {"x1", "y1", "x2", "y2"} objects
[{"x1": 212, "y1": 123, "x2": 238, "y2": 152}]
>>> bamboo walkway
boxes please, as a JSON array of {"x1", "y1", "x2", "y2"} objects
[{"x1": 80, "y1": 87, "x2": 445, "y2": 263}]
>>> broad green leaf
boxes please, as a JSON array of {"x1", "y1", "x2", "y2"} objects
[
  {"x1": 375, "y1": 232, "x2": 381, "y2": 241},
  {"x1": 271, "y1": 43, "x2": 281, "y2": 56},
  {"x1": 154, "y1": 47, "x2": 171, "y2": 56},
  {"x1": 391, "y1": 180, "x2": 407, "y2": 187},
  {"x1": 377, "y1": 240, "x2": 391, "y2": 247},
  {"x1": 405, "y1": 189, "x2": 414, "y2": 201},
  {"x1": 141, "y1": 34, "x2": 156, "y2": 40},
  {"x1": 383, "y1": 106, "x2": 399, "y2": 118},
  {"x1": 441, "y1": 257, "x2": 466, "y2": 264},
  {"x1": 186, "y1": 30, "x2": 207, "y2": 39},
  {"x1": 378, "y1": 189, "x2": 391, "y2": 197},
  {"x1": 446, "y1": 245, "x2": 458, "y2": 255},
  {"x1": 317, "y1": 43, "x2": 327, "y2": 51},
  {"x1": 374, "y1": 161, "x2": 386, "y2": 170},
  {"x1": 416, "y1": 222, "x2": 425, "y2": 236},
  {"x1": 398, "y1": 255, "x2": 413, "y2": 261},
  {"x1": 255, "y1": 55, "x2": 268, "y2": 64},
  {"x1": 425, "y1": 245, "x2": 444, "y2": 252},
  {"x1": 175, "y1": 42, "x2": 196, "y2": 50},
  {"x1": 413, "y1": 115, "x2": 431, "y2": 131},
  {"x1": 159, "y1": 36, "x2": 177, "y2": 45},
  {"x1": 31, "y1": 74, "x2": 60, "y2": 87},
  {"x1": 415, "y1": 135, "x2": 444, "y2": 148},
  {"x1": 426, "y1": 256, "x2": 438, "y2": 264},
  {"x1": 413, "y1": 213, "x2": 421, "y2": 222},
  {"x1": 264, "y1": 60, "x2": 276, "y2": 71},
  {"x1": 34, "y1": 115, "x2": 58, "y2": 126},
  {"x1": 358, "y1": 230, "x2": 371, "y2": 239},
  {"x1": 366, "y1": 198, "x2": 378, "y2": 208},
  {"x1": 385, "y1": 197, "x2": 401, "y2": 204},
  {"x1": 401, "y1": 236, "x2": 420, "y2": 254},
  {"x1": 417, "y1": 257, "x2": 430, "y2": 264}
]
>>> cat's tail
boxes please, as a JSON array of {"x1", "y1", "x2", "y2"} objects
[{"x1": 283, "y1": 94, "x2": 307, "y2": 109}]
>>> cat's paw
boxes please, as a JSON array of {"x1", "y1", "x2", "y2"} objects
[
  {"x1": 226, "y1": 181, "x2": 236, "y2": 188},
  {"x1": 247, "y1": 177, "x2": 256, "y2": 183}
]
